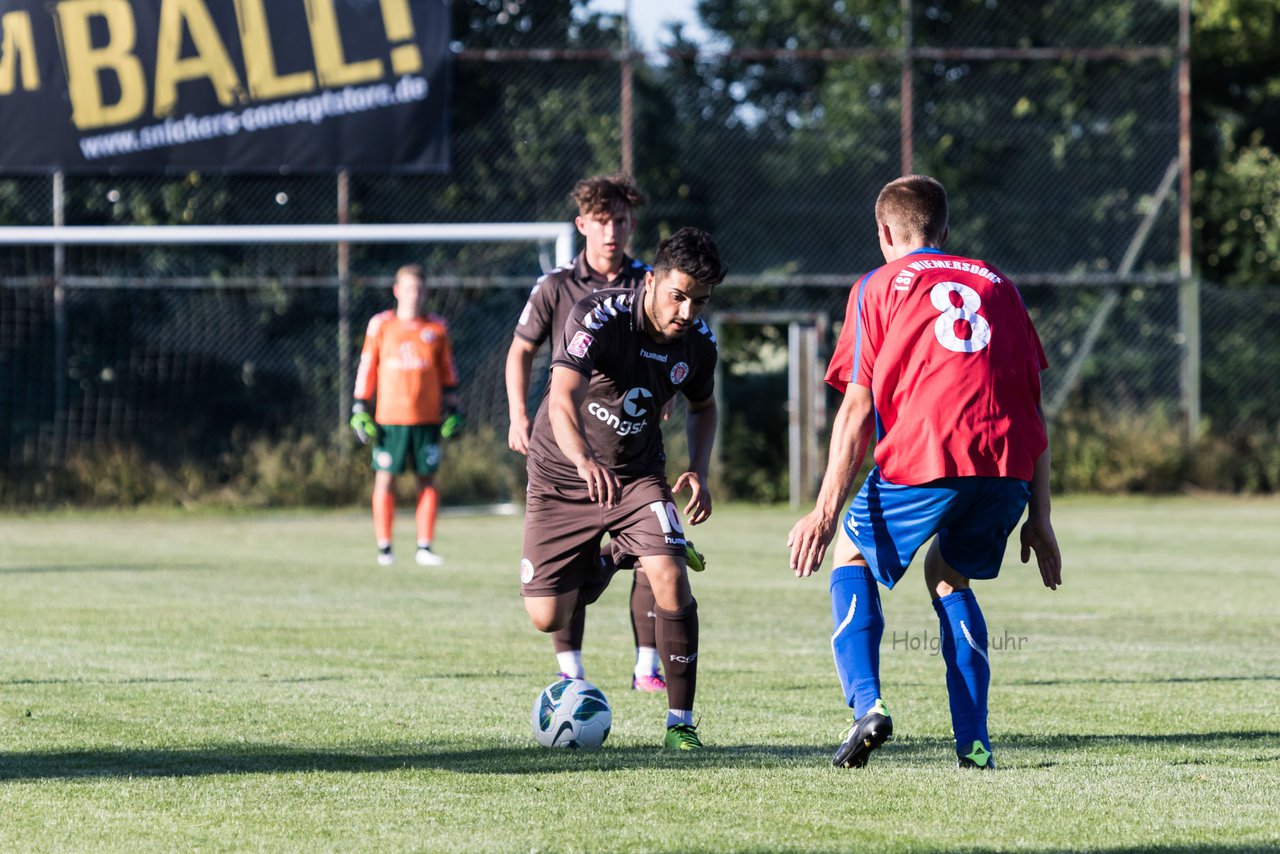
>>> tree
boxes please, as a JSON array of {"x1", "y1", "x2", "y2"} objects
[
  {"x1": 1192, "y1": 0, "x2": 1280, "y2": 285},
  {"x1": 680, "y1": 0, "x2": 1182, "y2": 278}
]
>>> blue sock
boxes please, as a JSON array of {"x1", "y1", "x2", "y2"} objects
[
  {"x1": 933, "y1": 589, "x2": 991, "y2": 760},
  {"x1": 829, "y1": 565, "x2": 884, "y2": 718}
]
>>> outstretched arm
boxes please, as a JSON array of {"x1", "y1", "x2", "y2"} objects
[
  {"x1": 1020, "y1": 406, "x2": 1062, "y2": 589},
  {"x1": 673, "y1": 395, "x2": 717, "y2": 525},
  {"x1": 787, "y1": 383, "x2": 874, "y2": 577}
]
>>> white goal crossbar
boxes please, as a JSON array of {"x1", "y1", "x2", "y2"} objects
[
  {"x1": 0, "y1": 221, "x2": 576, "y2": 441},
  {"x1": 0, "y1": 222, "x2": 577, "y2": 269}
]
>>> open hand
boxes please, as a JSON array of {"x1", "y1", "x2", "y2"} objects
[
  {"x1": 508, "y1": 416, "x2": 531, "y2": 455},
  {"x1": 673, "y1": 471, "x2": 712, "y2": 525},
  {"x1": 1020, "y1": 516, "x2": 1062, "y2": 590},
  {"x1": 575, "y1": 455, "x2": 620, "y2": 506},
  {"x1": 787, "y1": 509, "x2": 837, "y2": 578}
]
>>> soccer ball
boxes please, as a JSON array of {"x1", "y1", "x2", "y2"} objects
[{"x1": 532, "y1": 678, "x2": 612, "y2": 749}]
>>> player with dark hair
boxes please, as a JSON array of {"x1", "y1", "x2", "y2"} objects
[
  {"x1": 520, "y1": 226, "x2": 727, "y2": 750},
  {"x1": 506, "y1": 174, "x2": 703, "y2": 693},
  {"x1": 788, "y1": 175, "x2": 1062, "y2": 769},
  {"x1": 351, "y1": 264, "x2": 461, "y2": 567}
]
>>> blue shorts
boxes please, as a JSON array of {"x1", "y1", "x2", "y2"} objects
[{"x1": 843, "y1": 468, "x2": 1031, "y2": 589}]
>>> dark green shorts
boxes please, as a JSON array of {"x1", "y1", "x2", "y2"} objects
[{"x1": 371, "y1": 424, "x2": 442, "y2": 475}]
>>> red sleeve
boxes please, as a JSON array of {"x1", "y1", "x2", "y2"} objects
[
  {"x1": 1029, "y1": 313, "x2": 1049, "y2": 372},
  {"x1": 998, "y1": 267, "x2": 1049, "y2": 373},
  {"x1": 825, "y1": 272, "x2": 875, "y2": 393},
  {"x1": 852, "y1": 282, "x2": 883, "y2": 390}
]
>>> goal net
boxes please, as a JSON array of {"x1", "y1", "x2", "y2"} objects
[{"x1": 0, "y1": 222, "x2": 574, "y2": 469}]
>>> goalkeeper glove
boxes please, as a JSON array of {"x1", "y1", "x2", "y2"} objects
[
  {"x1": 441, "y1": 411, "x2": 466, "y2": 439},
  {"x1": 349, "y1": 402, "x2": 378, "y2": 445}
]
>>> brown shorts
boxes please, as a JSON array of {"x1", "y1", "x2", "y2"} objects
[{"x1": 520, "y1": 474, "x2": 689, "y2": 597}]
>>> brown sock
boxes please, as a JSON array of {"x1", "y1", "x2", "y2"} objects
[
  {"x1": 654, "y1": 598, "x2": 699, "y2": 710},
  {"x1": 552, "y1": 597, "x2": 586, "y2": 655},
  {"x1": 631, "y1": 572, "x2": 657, "y2": 649}
]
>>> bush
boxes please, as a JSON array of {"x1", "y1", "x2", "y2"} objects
[
  {"x1": 1052, "y1": 408, "x2": 1280, "y2": 494},
  {"x1": 0, "y1": 427, "x2": 524, "y2": 508},
  {"x1": 1053, "y1": 407, "x2": 1188, "y2": 492},
  {"x1": 4, "y1": 409, "x2": 1280, "y2": 507},
  {"x1": 433, "y1": 424, "x2": 525, "y2": 506}
]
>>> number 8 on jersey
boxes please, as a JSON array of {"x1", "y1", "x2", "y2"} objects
[{"x1": 930, "y1": 281, "x2": 991, "y2": 353}]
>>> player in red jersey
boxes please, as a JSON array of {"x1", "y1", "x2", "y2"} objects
[
  {"x1": 788, "y1": 175, "x2": 1062, "y2": 769},
  {"x1": 351, "y1": 264, "x2": 460, "y2": 568}
]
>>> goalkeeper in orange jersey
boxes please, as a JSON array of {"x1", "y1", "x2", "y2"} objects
[{"x1": 351, "y1": 264, "x2": 462, "y2": 567}]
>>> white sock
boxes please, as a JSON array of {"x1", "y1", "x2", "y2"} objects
[
  {"x1": 666, "y1": 709, "x2": 694, "y2": 728},
  {"x1": 634, "y1": 646, "x2": 660, "y2": 678},
  {"x1": 556, "y1": 651, "x2": 584, "y2": 679}
]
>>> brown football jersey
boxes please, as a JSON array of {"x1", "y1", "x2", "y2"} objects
[
  {"x1": 527, "y1": 283, "x2": 718, "y2": 486},
  {"x1": 512, "y1": 251, "x2": 649, "y2": 358}
]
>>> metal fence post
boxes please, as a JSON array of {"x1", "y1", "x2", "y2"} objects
[
  {"x1": 621, "y1": 0, "x2": 634, "y2": 176},
  {"x1": 337, "y1": 170, "x2": 351, "y2": 438},
  {"x1": 787, "y1": 320, "x2": 821, "y2": 508},
  {"x1": 1178, "y1": 0, "x2": 1199, "y2": 439},
  {"x1": 901, "y1": 0, "x2": 914, "y2": 175},
  {"x1": 52, "y1": 170, "x2": 66, "y2": 462},
  {"x1": 1179, "y1": 278, "x2": 1201, "y2": 439}
]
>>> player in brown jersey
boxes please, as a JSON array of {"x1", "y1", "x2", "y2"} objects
[
  {"x1": 351, "y1": 264, "x2": 460, "y2": 567},
  {"x1": 520, "y1": 227, "x2": 727, "y2": 750},
  {"x1": 505, "y1": 175, "x2": 690, "y2": 694}
]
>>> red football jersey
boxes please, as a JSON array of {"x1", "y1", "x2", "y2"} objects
[{"x1": 826, "y1": 248, "x2": 1048, "y2": 484}]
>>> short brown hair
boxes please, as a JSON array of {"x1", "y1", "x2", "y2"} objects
[
  {"x1": 875, "y1": 175, "x2": 948, "y2": 245},
  {"x1": 653, "y1": 227, "x2": 727, "y2": 288},
  {"x1": 395, "y1": 263, "x2": 424, "y2": 282},
  {"x1": 571, "y1": 173, "x2": 647, "y2": 217}
]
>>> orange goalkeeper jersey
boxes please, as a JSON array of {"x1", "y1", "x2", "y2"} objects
[{"x1": 354, "y1": 311, "x2": 458, "y2": 425}]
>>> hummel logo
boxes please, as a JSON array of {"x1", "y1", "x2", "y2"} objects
[{"x1": 639, "y1": 348, "x2": 668, "y2": 363}]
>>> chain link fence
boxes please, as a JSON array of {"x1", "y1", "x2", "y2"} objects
[{"x1": 6, "y1": 1, "x2": 1266, "y2": 502}]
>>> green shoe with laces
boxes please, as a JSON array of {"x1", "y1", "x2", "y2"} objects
[{"x1": 664, "y1": 722, "x2": 703, "y2": 750}]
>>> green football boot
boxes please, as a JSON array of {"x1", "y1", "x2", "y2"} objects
[
  {"x1": 664, "y1": 723, "x2": 703, "y2": 750},
  {"x1": 957, "y1": 740, "x2": 995, "y2": 769}
]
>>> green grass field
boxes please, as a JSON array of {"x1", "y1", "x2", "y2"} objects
[{"x1": 2, "y1": 497, "x2": 1278, "y2": 852}]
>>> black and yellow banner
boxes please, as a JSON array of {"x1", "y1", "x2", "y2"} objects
[{"x1": 0, "y1": 0, "x2": 450, "y2": 173}]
